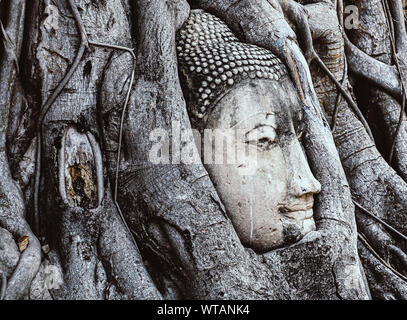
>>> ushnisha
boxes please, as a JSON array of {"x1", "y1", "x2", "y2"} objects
[{"x1": 177, "y1": 10, "x2": 287, "y2": 128}]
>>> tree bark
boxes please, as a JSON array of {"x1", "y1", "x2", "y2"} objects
[{"x1": 0, "y1": 0, "x2": 406, "y2": 300}]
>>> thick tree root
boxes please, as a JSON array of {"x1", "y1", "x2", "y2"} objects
[
  {"x1": 26, "y1": 0, "x2": 163, "y2": 299},
  {"x1": 305, "y1": 0, "x2": 407, "y2": 296},
  {"x1": 1, "y1": 272, "x2": 6, "y2": 300},
  {"x1": 33, "y1": 0, "x2": 89, "y2": 235},
  {"x1": 41, "y1": 125, "x2": 161, "y2": 299},
  {"x1": 381, "y1": 0, "x2": 407, "y2": 165},
  {"x1": 344, "y1": 35, "x2": 404, "y2": 101},
  {"x1": 276, "y1": 0, "x2": 374, "y2": 140},
  {"x1": 0, "y1": 0, "x2": 43, "y2": 300},
  {"x1": 97, "y1": 0, "x2": 370, "y2": 299},
  {"x1": 358, "y1": 236, "x2": 407, "y2": 299}
]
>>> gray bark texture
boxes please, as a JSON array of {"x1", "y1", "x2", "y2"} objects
[{"x1": 0, "y1": 0, "x2": 406, "y2": 300}]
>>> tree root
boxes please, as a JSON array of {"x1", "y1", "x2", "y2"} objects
[
  {"x1": 389, "y1": 93, "x2": 406, "y2": 164},
  {"x1": 0, "y1": 272, "x2": 6, "y2": 300},
  {"x1": 94, "y1": 42, "x2": 138, "y2": 250},
  {"x1": 358, "y1": 233, "x2": 407, "y2": 283},
  {"x1": 276, "y1": 0, "x2": 374, "y2": 140},
  {"x1": 96, "y1": 0, "x2": 370, "y2": 299},
  {"x1": 26, "y1": 0, "x2": 163, "y2": 299},
  {"x1": 40, "y1": 124, "x2": 161, "y2": 299},
  {"x1": 344, "y1": 0, "x2": 407, "y2": 109},
  {"x1": 86, "y1": 43, "x2": 138, "y2": 252},
  {"x1": 381, "y1": 0, "x2": 407, "y2": 164},
  {"x1": 0, "y1": 21, "x2": 19, "y2": 74},
  {"x1": 33, "y1": 0, "x2": 139, "y2": 252},
  {"x1": 331, "y1": 59, "x2": 347, "y2": 131},
  {"x1": 345, "y1": 0, "x2": 407, "y2": 181},
  {"x1": 305, "y1": 0, "x2": 407, "y2": 296},
  {"x1": 358, "y1": 239, "x2": 407, "y2": 299},
  {"x1": 354, "y1": 200, "x2": 407, "y2": 242},
  {"x1": 313, "y1": 50, "x2": 374, "y2": 140},
  {"x1": 33, "y1": 0, "x2": 89, "y2": 235},
  {"x1": 387, "y1": 0, "x2": 407, "y2": 53},
  {"x1": 344, "y1": 34, "x2": 404, "y2": 102},
  {"x1": 0, "y1": 0, "x2": 42, "y2": 300},
  {"x1": 37, "y1": 1, "x2": 89, "y2": 125}
]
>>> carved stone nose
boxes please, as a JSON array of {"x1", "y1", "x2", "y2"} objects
[
  {"x1": 300, "y1": 175, "x2": 321, "y2": 195},
  {"x1": 286, "y1": 140, "x2": 321, "y2": 198}
]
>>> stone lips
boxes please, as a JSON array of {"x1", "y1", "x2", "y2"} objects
[{"x1": 176, "y1": 10, "x2": 287, "y2": 126}]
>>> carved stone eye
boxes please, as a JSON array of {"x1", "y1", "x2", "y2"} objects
[
  {"x1": 257, "y1": 137, "x2": 276, "y2": 151},
  {"x1": 244, "y1": 136, "x2": 276, "y2": 151},
  {"x1": 245, "y1": 125, "x2": 278, "y2": 149}
]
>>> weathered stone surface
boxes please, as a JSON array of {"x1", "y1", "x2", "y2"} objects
[{"x1": 202, "y1": 79, "x2": 321, "y2": 252}]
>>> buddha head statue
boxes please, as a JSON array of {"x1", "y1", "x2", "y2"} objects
[{"x1": 176, "y1": 10, "x2": 322, "y2": 253}]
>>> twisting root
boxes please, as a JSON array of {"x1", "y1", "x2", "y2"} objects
[
  {"x1": 37, "y1": 1, "x2": 88, "y2": 125},
  {"x1": 331, "y1": 0, "x2": 346, "y2": 131},
  {"x1": 358, "y1": 232, "x2": 407, "y2": 282},
  {"x1": 0, "y1": 0, "x2": 43, "y2": 300},
  {"x1": 0, "y1": 272, "x2": 6, "y2": 300},
  {"x1": 389, "y1": 92, "x2": 406, "y2": 164},
  {"x1": 381, "y1": 0, "x2": 407, "y2": 164},
  {"x1": 83, "y1": 43, "x2": 138, "y2": 249},
  {"x1": 87, "y1": 41, "x2": 137, "y2": 228},
  {"x1": 313, "y1": 53, "x2": 375, "y2": 142},
  {"x1": 33, "y1": 0, "x2": 139, "y2": 253},
  {"x1": 111, "y1": 53, "x2": 138, "y2": 249},
  {"x1": 0, "y1": 20, "x2": 19, "y2": 74},
  {"x1": 353, "y1": 200, "x2": 407, "y2": 242},
  {"x1": 33, "y1": 0, "x2": 89, "y2": 235},
  {"x1": 331, "y1": 59, "x2": 348, "y2": 131},
  {"x1": 88, "y1": 42, "x2": 139, "y2": 250},
  {"x1": 277, "y1": 0, "x2": 374, "y2": 140}
]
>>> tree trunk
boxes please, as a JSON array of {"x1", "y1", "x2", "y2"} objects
[{"x1": 0, "y1": 0, "x2": 406, "y2": 300}]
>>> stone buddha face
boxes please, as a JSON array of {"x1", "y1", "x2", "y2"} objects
[
  {"x1": 203, "y1": 78, "x2": 321, "y2": 253},
  {"x1": 177, "y1": 9, "x2": 321, "y2": 253}
]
